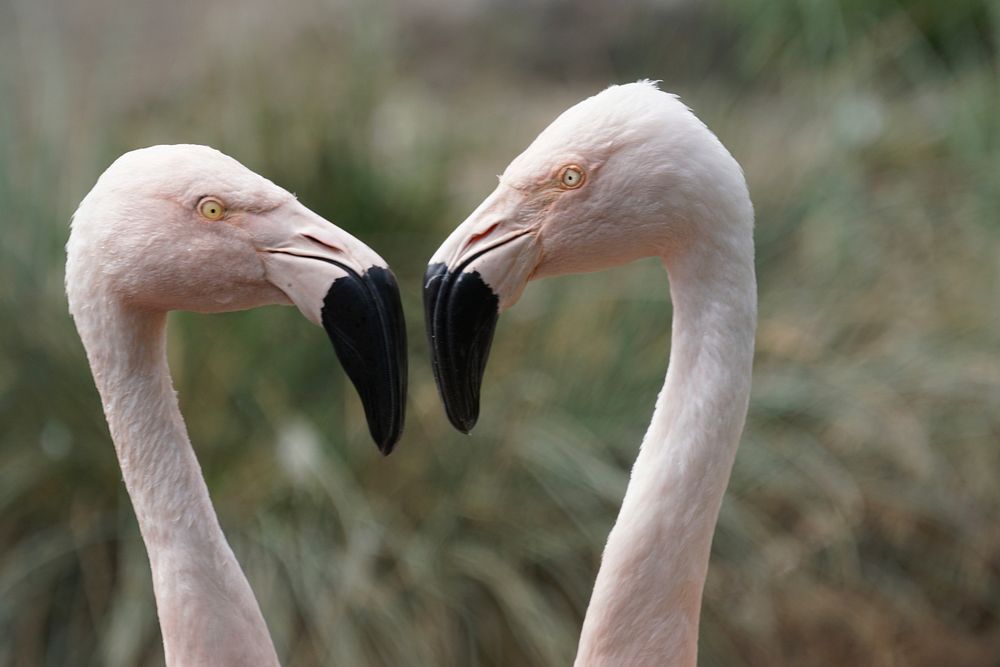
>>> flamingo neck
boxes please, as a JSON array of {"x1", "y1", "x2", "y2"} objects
[
  {"x1": 73, "y1": 300, "x2": 280, "y2": 667},
  {"x1": 574, "y1": 233, "x2": 757, "y2": 666}
]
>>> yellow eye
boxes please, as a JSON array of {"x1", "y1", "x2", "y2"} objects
[
  {"x1": 559, "y1": 165, "x2": 585, "y2": 189},
  {"x1": 198, "y1": 198, "x2": 226, "y2": 221}
]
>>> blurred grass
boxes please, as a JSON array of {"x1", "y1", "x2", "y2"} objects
[{"x1": 1, "y1": 0, "x2": 999, "y2": 665}]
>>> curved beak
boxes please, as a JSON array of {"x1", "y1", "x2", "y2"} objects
[
  {"x1": 424, "y1": 188, "x2": 541, "y2": 433},
  {"x1": 253, "y1": 200, "x2": 407, "y2": 454}
]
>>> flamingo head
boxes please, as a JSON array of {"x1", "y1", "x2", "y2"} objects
[
  {"x1": 424, "y1": 81, "x2": 752, "y2": 432},
  {"x1": 67, "y1": 144, "x2": 407, "y2": 454}
]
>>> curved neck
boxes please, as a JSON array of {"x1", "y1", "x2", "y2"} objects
[
  {"x1": 575, "y1": 235, "x2": 757, "y2": 666},
  {"x1": 73, "y1": 300, "x2": 280, "y2": 667}
]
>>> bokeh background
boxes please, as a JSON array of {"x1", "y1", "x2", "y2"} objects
[{"x1": 2, "y1": 0, "x2": 998, "y2": 665}]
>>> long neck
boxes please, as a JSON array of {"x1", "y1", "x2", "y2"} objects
[
  {"x1": 73, "y1": 300, "x2": 280, "y2": 667},
  {"x1": 574, "y1": 234, "x2": 757, "y2": 666}
]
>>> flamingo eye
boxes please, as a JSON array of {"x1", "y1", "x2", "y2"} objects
[
  {"x1": 198, "y1": 198, "x2": 226, "y2": 221},
  {"x1": 559, "y1": 166, "x2": 585, "y2": 189}
]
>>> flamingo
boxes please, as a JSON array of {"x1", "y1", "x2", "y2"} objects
[
  {"x1": 65, "y1": 145, "x2": 407, "y2": 666},
  {"x1": 424, "y1": 81, "x2": 756, "y2": 666}
]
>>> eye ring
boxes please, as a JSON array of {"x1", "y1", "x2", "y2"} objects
[
  {"x1": 558, "y1": 165, "x2": 586, "y2": 189},
  {"x1": 198, "y1": 197, "x2": 226, "y2": 221}
]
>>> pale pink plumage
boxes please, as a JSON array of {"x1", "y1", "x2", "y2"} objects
[
  {"x1": 66, "y1": 145, "x2": 392, "y2": 666},
  {"x1": 430, "y1": 81, "x2": 756, "y2": 665}
]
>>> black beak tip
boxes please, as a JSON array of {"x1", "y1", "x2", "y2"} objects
[
  {"x1": 321, "y1": 265, "x2": 408, "y2": 456},
  {"x1": 447, "y1": 409, "x2": 478, "y2": 434},
  {"x1": 361, "y1": 409, "x2": 401, "y2": 456},
  {"x1": 375, "y1": 431, "x2": 399, "y2": 456},
  {"x1": 440, "y1": 377, "x2": 480, "y2": 433},
  {"x1": 424, "y1": 263, "x2": 499, "y2": 434}
]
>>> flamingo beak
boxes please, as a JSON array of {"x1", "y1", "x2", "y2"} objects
[
  {"x1": 423, "y1": 189, "x2": 541, "y2": 433},
  {"x1": 256, "y1": 201, "x2": 407, "y2": 454},
  {"x1": 319, "y1": 265, "x2": 407, "y2": 454},
  {"x1": 423, "y1": 262, "x2": 499, "y2": 433}
]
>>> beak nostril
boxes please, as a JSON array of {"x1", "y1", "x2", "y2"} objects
[
  {"x1": 302, "y1": 233, "x2": 343, "y2": 254},
  {"x1": 464, "y1": 222, "x2": 500, "y2": 254}
]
